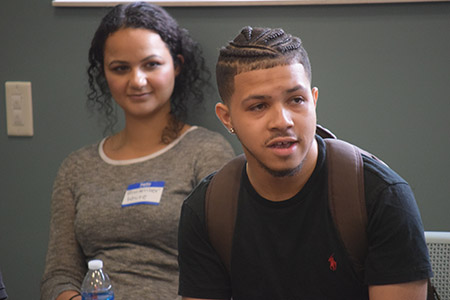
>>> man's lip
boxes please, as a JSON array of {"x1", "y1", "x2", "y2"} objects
[{"x1": 266, "y1": 137, "x2": 298, "y2": 147}]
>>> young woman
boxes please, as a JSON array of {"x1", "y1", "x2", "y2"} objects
[{"x1": 41, "y1": 3, "x2": 234, "y2": 300}]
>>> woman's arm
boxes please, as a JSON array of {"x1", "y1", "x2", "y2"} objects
[
  {"x1": 41, "y1": 155, "x2": 86, "y2": 299},
  {"x1": 56, "y1": 290, "x2": 81, "y2": 300}
]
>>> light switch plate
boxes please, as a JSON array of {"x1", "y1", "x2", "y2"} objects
[{"x1": 5, "y1": 81, "x2": 34, "y2": 136}]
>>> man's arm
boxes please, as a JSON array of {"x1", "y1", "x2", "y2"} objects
[{"x1": 369, "y1": 279, "x2": 427, "y2": 300}]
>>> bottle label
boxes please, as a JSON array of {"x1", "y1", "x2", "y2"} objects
[
  {"x1": 82, "y1": 291, "x2": 114, "y2": 300},
  {"x1": 122, "y1": 181, "x2": 165, "y2": 207}
]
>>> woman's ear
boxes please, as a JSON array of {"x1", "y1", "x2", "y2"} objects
[{"x1": 175, "y1": 55, "x2": 184, "y2": 76}]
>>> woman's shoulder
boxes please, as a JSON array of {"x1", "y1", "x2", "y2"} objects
[
  {"x1": 58, "y1": 141, "x2": 102, "y2": 170},
  {"x1": 183, "y1": 126, "x2": 230, "y2": 144},
  {"x1": 177, "y1": 126, "x2": 235, "y2": 157}
]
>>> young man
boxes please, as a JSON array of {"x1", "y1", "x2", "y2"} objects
[{"x1": 177, "y1": 26, "x2": 432, "y2": 300}]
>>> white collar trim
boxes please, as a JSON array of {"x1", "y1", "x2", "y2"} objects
[{"x1": 98, "y1": 126, "x2": 198, "y2": 165}]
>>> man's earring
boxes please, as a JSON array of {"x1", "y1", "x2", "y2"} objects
[{"x1": 229, "y1": 127, "x2": 235, "y2": 134}]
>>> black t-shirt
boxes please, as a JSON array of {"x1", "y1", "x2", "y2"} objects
[{"x1": 178, "y1": 136, "x2": 432, "y2": 300}]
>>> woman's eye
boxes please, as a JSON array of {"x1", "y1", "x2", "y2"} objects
[
  {"x1": 111, "y1": 66, "x2": 128, "y2": 73},
  {"x1": 145, "y1": 61, "x2": 161, "y2": 69}
]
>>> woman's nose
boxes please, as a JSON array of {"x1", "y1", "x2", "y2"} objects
[{"x1": 130, "y1": 69, "x2": 147, "y2": 89}]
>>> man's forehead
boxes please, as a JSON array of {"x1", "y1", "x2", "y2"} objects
[
  {"x1": 234, "y1": 62, "x2": 306, "y2": 78},
  {"x1": 232, "y1": 63, "x2": 309, "y2": 93}
]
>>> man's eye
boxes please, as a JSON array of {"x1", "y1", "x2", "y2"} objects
[
  {"x1": 250, "y1": 103, "x2": 266, "y2": 111},
  {"x1": 292, "y1": 96, "x2": 305, "y2": 104}
]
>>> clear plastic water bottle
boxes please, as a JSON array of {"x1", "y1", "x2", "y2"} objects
[{"x1": 81, "y1": 259, "x2": 114, "y2": 300}]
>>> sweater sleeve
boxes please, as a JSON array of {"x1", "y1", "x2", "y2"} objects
[{"x1": 40, "y1": 154, "x2": 87, "y2": 300}]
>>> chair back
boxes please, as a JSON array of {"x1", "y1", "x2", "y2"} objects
[{"x1": 425, "y1": 231, "x2": 450, "y2": 300}]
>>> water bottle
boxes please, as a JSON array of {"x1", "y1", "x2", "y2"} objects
[{"x1": 81, "y1": 259, "x2": 114, "y2": 300}]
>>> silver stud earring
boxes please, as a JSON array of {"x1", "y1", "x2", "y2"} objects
[{"x1": 229, "y1": 127, "x2": 235, "y2": 134}]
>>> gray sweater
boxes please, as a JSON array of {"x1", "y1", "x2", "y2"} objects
[{"x1": 41, "y1": 127, "x2": 235, "y2": 300}]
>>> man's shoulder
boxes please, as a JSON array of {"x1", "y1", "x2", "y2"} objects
[
  {"x1": 361, "y1": 153, "x2": 416, "y2": 212},
  {"x1": 362, "y1": 154, "x2": 408, "y2": 187},
  {"x1": 183, "y1": 172, "x2": 216, "y2": 219}
]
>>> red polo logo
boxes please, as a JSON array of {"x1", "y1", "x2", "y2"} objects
[{"x1": 328, "y1": 254, "x2": 337, "y2": 271}]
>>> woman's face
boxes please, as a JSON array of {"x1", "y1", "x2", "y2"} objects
[{"x1": 103, "y1": 27, "x2": 180, "y2": 120}]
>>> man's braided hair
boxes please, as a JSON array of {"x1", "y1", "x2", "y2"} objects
[{"x1": 216, "y1": 26, "x2": 312, "y2": 103}]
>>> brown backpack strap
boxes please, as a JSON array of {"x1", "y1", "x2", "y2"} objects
[
  {"x1": 325, "y1": 139, "x2": 368, "y2": 280},
  {"x1": 316, "y1": 124, "x2": 337, "y2": 139},
  {"x1": 205, "y1": 154, "x2": 246, "y2": 274}
]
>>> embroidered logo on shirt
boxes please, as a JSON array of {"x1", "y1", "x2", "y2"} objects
[{"x1": 328, "y1": 254, "x2": 337, "y2": 271}]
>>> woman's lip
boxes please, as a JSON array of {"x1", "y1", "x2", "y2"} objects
[
  {"x1": 127, "y1": 92, "x2": 152, "y2": 100},
  {"x1": 128, "y1": 92, "x2": 151, "y2": 97}
]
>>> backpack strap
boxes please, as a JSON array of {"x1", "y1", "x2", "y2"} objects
[
  {"x1": 324, "y1": 139, "x2": 368, "y2": 280},
  {"x1": 205, "y1": 154, "x2": 246, "y2": 273}
]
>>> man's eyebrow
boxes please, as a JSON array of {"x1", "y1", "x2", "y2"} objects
[
  {"x1": 286, "y1": 85, "x2": 307, "y2": 94},
  {"x1": 242, "y1": 94, "x2": 270, "y2": 103},
  {"x1": 241, "y1": 84, "x2": 307, "y2": 103}
]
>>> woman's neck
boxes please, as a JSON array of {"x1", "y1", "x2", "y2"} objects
[{"x1": 103, "y1": 114, "x2": 188, "y2": 160}]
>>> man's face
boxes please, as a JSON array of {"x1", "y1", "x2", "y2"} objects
[{"x1": 216, "y1": 63, "x2": 318, "y2": 178}]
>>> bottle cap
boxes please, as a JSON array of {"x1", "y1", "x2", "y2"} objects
[{"x1": 88, "y1": 259, "x2": 103, "y2": 270}]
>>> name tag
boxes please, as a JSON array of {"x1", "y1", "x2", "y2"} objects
[{"x1": 122, "y1": 181, "x2": 165, "y2": 207}]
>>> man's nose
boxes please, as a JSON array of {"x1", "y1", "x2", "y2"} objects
[{"x1": 269, "y1": 104, "x2": 294, "y2": 130}]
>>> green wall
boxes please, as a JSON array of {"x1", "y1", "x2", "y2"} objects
[{"x1": 1, "y1": 1, "x2": 449, "y2": 299}]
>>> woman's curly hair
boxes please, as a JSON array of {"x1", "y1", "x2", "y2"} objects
[{"x1": 87, "y1": 2, "x2": 210, "y2": 142}]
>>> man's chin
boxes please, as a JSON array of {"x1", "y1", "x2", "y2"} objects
[
  {"x1": 260, "y1": 162, "x2": 303, "y2": 178},
  {"x1": 241, "y1": 143, "x2": 304, "y2": 178}
]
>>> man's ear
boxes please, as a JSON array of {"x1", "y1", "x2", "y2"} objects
[
  {"x1": 312, "y1": 87, "x2": 319, "y2": 107},
  {"x1": 215, "y1": 102, "x2": 233, "y2": 132}
]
